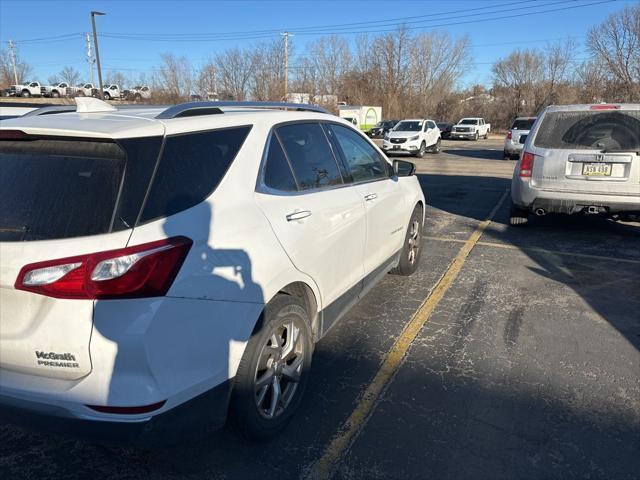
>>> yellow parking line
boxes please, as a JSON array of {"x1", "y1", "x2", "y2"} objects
[
  {"x1": 302, "y1": 189, "x2": 510, "y2": 480},
  {"x1": 423, "y1": 236, "x2": 640, "y2": 265}
]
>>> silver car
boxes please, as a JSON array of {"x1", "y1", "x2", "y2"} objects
[
  {"x1": 510, "y1": 104, "x2": 640, "y2": 225},
  {"x1": 503, "y1": 117, "x2": 536, "y2": 159}
]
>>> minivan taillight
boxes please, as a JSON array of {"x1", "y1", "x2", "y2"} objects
[
  {"x1": 506, "y1": 131, "x2": 512, "y2": 140},
  {"x1": 15, "y1": 237, "x2": 192, "y2": 299},
  {"x1": 519, "y1": 152, "x2": 535, "y2": 178}
]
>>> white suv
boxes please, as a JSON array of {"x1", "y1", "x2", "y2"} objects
[
  {"x1": 382, "y1": 119, "x2": 441, "y2": 157},
  {"x1": 0, "y1": 98, "x2": 425, "y2": 443}
]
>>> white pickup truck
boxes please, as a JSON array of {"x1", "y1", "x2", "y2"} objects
[
  {"x1": 123, "y1": 85, "x2": 151, "y2": 101},
  {"x1": 9, "y1": 81, "x2": 42, "y2": 98},
  {"x1": 42, "y1": 82, "x2": 70, "y2": 98},
  {"x1": 451, "y1": 117, "x2": 491, "y2": 141},
  {"x1": 102, "y1": 84, "x2": 122, "y2": 100}
]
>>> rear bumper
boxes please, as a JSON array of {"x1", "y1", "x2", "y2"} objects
[
  {"x1": 504, "y1": 140, "x2": 523, "y2": 155},
  {"x1": 0, "y1": 380, "x2": 232, "y2": 446},
  {"x1": 512, "y1": 181, "x2": 640, "y2": 214}
]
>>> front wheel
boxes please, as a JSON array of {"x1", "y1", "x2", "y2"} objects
[
  {"x1": 474, "y1": 132, "x2": 479, "y2": 141},
  {"x1": 430, "y1": 138, "x2": 441, "y2": 153},
  {"x1": 230, "y1": 294, "x2": 313, "y2": 440},
  {"x1": 21, "y1": 90, "x2": 30, "y2": 98},
  {"x1": 390, "y1": 205, "x2": 423, "y2": 276},
  {"x1": 415, "y1": 142, "x2": 426, "y2": 158},
  {"x1": 103, "y1": 92, "x2": 111, "y2": 100}
]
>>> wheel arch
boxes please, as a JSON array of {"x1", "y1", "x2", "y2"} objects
[{"x1": 276, "y1": 281, "x2": 320, "y2": 342}]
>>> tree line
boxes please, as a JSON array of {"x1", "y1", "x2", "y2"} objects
[{"x1": 1, "y1": 5, "x2": 637, "y2": 129}]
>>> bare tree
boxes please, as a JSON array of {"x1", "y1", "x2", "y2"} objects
[
  {"x1": 153, "y1": 53, "x2": 193, "y2": 101},
  {"x1": 250, "y1": 39, "x2": 285, "y2": 101},
  {"x1": 215, "y1": 48, "x2": 255, "y2": 101},
  {"x1": 58, "y1": 66, "x2": 80, "y2": 85},
  {"x1": 586, "y1": 4, "x2": 640, "y2": 101},
  {"x1": 105, "y1": 70, "x2": 128, "y2": 88},
  {"x1": 197, "y1": 60, "x2": 217, "y2": 99},
  {"x1": 308, "y1": 35, "x2": 351, "y2": 95},
  {"x1": 0, "y1": 48, "x2": 32, "y2": 87}
]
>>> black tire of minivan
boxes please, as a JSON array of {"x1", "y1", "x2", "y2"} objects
[
  {"x1": 230, "y1": 294, "x2": 313, "y2": 440},
  {"x1": 390, "y1": 204, "x2": 424, "y2": 276}
]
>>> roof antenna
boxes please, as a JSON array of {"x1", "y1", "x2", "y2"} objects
[{"x1": 75, "y1": 96, "x2": 117, "y2": 113}]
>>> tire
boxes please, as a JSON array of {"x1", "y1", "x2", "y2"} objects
[
  {"x1": 103, "y1": 92, "x2": 111, "y2": 100},
  {"x1": 430, "y1": 138, "x2": 441, "y2": 154},
  {"x1": 509, "y1": 203, "x2": 529, "y2": 226},
  {"x1": 474, "y1": 132, "x2": 479, "y2": 141},
  {"x1": 134, "y1": 93, "x2": 142, "y2": 101},
  {"x1": 415, "y1": 141, "x2": 426, "y2": 158},
  {"x1": 77, "y1": 90, "x2": 85, "y2": 97},
  {"x1": 21, "y1": 90, "x2": 30, "y2": 98},
  {"x1": 484, "y1": 131, "x2": 489, "y2": 140},
  {"x1": 390, "y1": 204, "x2": 423, "y2": 276},
  {"x1": 52, "y1": 91, "x2": 60, "y2": 98},
  {"x1": 230, "y1": 294, "x2": 313, "y2": 440}
]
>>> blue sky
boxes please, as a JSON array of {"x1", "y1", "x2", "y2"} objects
[{"x1": 1, "y1": 0, "x2": 636, "y2": 87}]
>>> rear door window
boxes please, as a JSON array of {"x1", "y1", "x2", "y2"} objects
[
  {"x1": 534, "y1": 110, "x2": 640, "y2": 150},
  {"x1": 276, "y1": 123, "x2": 343, "y2": 190},
  {"x1": 141, "y1": 126, "x2": 251, "y2": 223},
  {"x1": 328, "y1": 123, "x2": 389, "y2": 183},
  {"x1": 0, "y1": 138, "x2": 126, "y2": 241}
]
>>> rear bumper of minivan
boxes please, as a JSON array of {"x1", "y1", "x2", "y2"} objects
[
  {"x1": 512, "y1": 182, "x2": 640, "y2": 214},
  {"x1": 0, "y1": 379, "x2": 231, "y2": 446}
]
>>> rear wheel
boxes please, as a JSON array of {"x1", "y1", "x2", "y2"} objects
[
  {"x1": 484, "y1": 131, "x2": 489, "y2": 140},
  {"x1": 509, "y1": 203, "x2": 529, "y2": 226},
  {"x1": 230, "y1": 294, "x2": 313, "y2": 440},
  {"x1": 390, "y1": 205, "x2": 423, "y2": 276}
]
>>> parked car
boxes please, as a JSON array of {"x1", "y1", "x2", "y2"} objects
[
  {"x1": 436, "y1": 122, "x2": 453, "y2": 140},
  {"x1": 451, "y1": 117, "x2": 490, "y2": 140},
  {"x1": 72, "y1": 83, "x2": 98, "y2": 97},
  {"x1": 124, "y1": 85, "x2": 151, "y2": 101},
  {"x1": 0, "y1": 99, "x2": 425, "y2": 444},
  {"x1": 382, "y1": 119, "x2": 441, "y2": 157},
  {"x1": 504, "y1": 117, "x2": 537, "y2": 159},
  {"x1": 368, "y1": 120, "x2": 398, "y2": 138},
  {"x1": 10, "y1": 81, "x2": 42, "y2": 98},
  {"x1": 41, "y1": 82, "x2": 70, "y2": 98},
  {"x1": 510, "y1": 103, "x2": 640, "y2": 225},
  {"x1": 102, "y1": 84, "x2": 122, "y2": 100}
]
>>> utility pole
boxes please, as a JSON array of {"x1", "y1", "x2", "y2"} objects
[
  {"x1": 91, "y1": 11, "x2": 106, "y2": 99},
  {"x1": 281, "y1": 32, "x2": 293, "y2": 101},
  {"x1": 86, "y1": 33, "x2": 95, "y2": 85},
  {"x1": 8, "y1": 40, "x2": 19, "y2": 84}
]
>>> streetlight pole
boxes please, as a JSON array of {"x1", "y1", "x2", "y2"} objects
[{"x1": 91, "y1": 11, "x2": 106, "y2": 99}]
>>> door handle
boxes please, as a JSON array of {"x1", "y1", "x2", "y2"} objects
[
  {"x1": 364, "y1": 193, "x2": 378, "y2": 202},
  {"x1": 286, "y1": 210, "x2": 312, "y2": 221}
]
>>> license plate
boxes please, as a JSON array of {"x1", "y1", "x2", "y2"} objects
[
  {"x1": 393, "y1": 145, "x2": 400, "y2": 149},
  {"x1": 582, "y1": 163, "x2": 611, "y2": 176}
]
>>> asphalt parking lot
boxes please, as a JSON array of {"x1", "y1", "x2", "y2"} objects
[{"x1": 1, "y1": 138, "x2": 638, "y2": 480}]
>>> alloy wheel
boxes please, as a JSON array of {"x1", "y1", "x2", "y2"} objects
[
  {"x1": 253, "y1": 320, "x2": 305, "y2": 420},
  {"x1": 407, "y1": 219, "x2": 421, "y2": 264}
]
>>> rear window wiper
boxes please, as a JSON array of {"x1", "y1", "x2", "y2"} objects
[{"x1": 0, "y1": 225, "x2": 30, "y2": 241}]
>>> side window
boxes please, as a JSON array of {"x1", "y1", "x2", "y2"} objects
[
  {"x1": 329, "y1": 124, "x2": 389, "y2": 183},
  {"x1": 263, "y1": 134, "x2": 297, "y2": 192},
  {"x1": 276, "y1": 123, "x2": 343, "y2": 191},
  {"x1": 140, "y1": 126, "x2": 251, "y2": 223}
]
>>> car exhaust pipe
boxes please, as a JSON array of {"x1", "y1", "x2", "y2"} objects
[
  {"x1": 586, "y1": 206, "x2": 600, "y2": 214},
  {"x1": 534, "y1": 208, "x2": 546, "y2": 216}
]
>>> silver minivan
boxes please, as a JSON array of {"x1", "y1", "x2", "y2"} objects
[
  {"x1": 504, "y1": 117, "x2": 536, "y2": 159},
  {"x1": 510, "y1": 104, "x2": 640, "y2": 225}
]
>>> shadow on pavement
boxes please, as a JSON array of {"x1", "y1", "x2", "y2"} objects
[{"x1": 442, "y1": 148, "x2": 506, "y2": 161}]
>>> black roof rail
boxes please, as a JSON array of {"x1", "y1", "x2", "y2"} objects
[
  {"x1": 22, "y1": 105, "x2": 77, "y2": 117},
  {"x1": 156, "y1": 101, "x2": 329, "y2": 119}
]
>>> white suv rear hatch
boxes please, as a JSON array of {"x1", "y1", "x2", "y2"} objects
[
  {"x1": 0, "y1": 133, "x2": 134, "y2": 380},
  {"x1": 529, "y1": 105, "x2": 640, "y2": 197}
]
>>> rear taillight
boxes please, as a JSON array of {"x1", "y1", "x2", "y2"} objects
[
  {"x1": 506, "y1": 130, "x2": 512, "y2": 140},
  {"x1": 15, "y1": 237, "x2": 192, "y2": 299},
  {"x1": 519, "y1": 151, "x2": 535, "y2": 178}
]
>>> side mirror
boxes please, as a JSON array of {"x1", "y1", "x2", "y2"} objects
[{"x1": 393, "y1": 159, "x2": 416, "y2": 177}]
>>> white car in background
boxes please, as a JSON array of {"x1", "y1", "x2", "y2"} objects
[
  {"x1": 451, "y1": 117, "x2": 490, "y2": 140},
  {"x1": 382, "y1": 119, "x2": 441, "y2": 157},
  {"x1": 0, "y1": 98, "x2": 425, "y2": 444},
  {"x1": 504, "y1": 117, "x2": 537, "y2": 159}
]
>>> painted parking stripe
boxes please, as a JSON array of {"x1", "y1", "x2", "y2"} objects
[
  {"x1": 422, "y1": 236, "x2": 640, "y2": 265},
  {"x1": 302, "y1": 190, "x2": 510, "y2": 480}
]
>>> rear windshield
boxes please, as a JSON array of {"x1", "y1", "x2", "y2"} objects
[
  {"x1": 0, "y1": 138, "x2": 125, "y2": 241},
  {"x1": 0, "y1": 136, "x2": 162, "y2": 241},
  {"x1": 511, "y1": 118, "x2": 536, "y2": 130},
  {"x1": 394, "y1": 121, "x2": 422, "y2": 131},
  {"x1": 534, "y1": 110, "x2": 640, "y2": 150}
]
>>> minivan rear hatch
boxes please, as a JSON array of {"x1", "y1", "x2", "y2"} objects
[
  {"x1": 0, "y1": 131, "x2": 161, "y2": 380},
  {"x1": 530, "y1": 107, "x2": 640, "y2": 196}
]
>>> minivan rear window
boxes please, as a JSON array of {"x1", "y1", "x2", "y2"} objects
[{"x1": 534, "y1": 111, "x2": 640, "y2": 150}]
